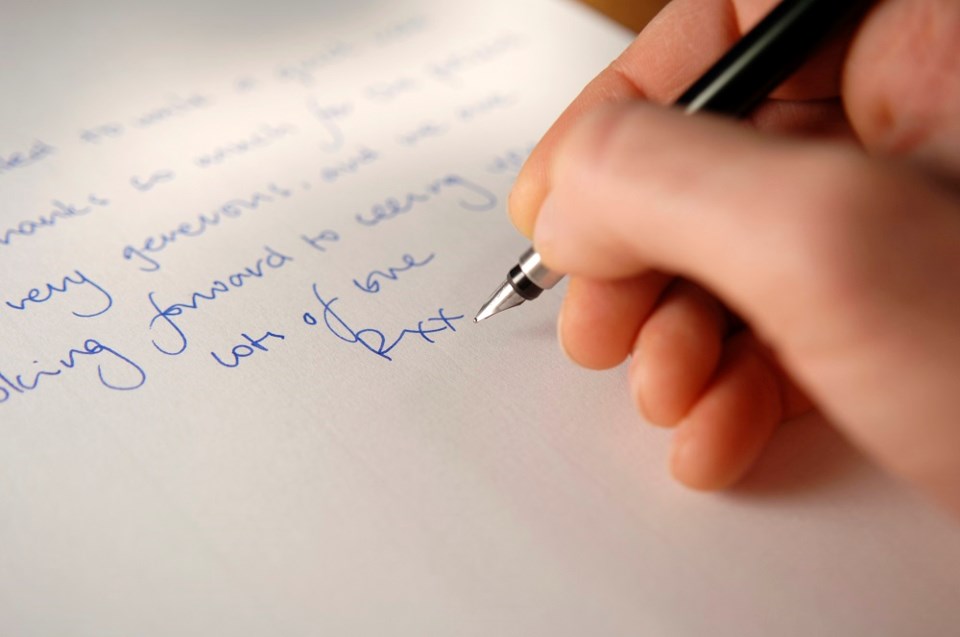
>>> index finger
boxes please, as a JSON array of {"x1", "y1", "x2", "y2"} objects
[{"x1": 508, "y1": 0, "x2": 847, "y2": 237}]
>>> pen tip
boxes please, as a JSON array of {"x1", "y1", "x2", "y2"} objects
[{"x1": 474, "y1": 280, "x2": 525, "y2": 323}]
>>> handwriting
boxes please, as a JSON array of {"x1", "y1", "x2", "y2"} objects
[
  {"x1": 307, "y1": 99, "x2": 353, "y2": 151},
  {"x1": 148, "y1": 246, "x2": 295, "y2": 356},
  {"x1": 211, "y1": 331, "x2": 285, "y2": 369},
  {"x1": 486, "y1": 144, "x2": 534, "y2": 175},
  {"x1": 396, "y1": 121, "x2": 447, "y2": 146},
  {"x1": 301, "y1": 229, "x2": 340, "y2": 253},
  {"x1": 0, "y1": 338, "x2": 146, "y2": 405},
  {"x1": 79, "y1": 123, "x2": 124, "y2": 144},
  {"x1": 276, "y1": 41, "x2": 357, "y2": 86},
  {"x1": 354, "y1": 173, "x2": 497, "y2": 227},
  {"x1": 319, "y1": 146, "x2": 380, "y2": 184},
  {"x1": 352, "y1": 252, "x2": 435, "y2": 294},
  {"x1": 302, "y1": 285, "x2": 463, "y2": 361},
  {"x1": 132, "y1": 94, "x2": 212, "y2": 128},
  {"x1": 131, "y1": 170, "x2": 176, "y2": 192},
  {"x1": 373, "y1": 16, "x2": 428, "y2": 45},
  {"x1": 0, "y1": 196, "x2": 109, "y2": 250},
  {"x1": 427, "y1": 33, "x2": 525, "y2": 83},
  {"x1": 122, "y1": 182, "x2": 293, "y2": 272},
  {"x1": 233, "y1": 76, "x2": 260, "y2": 93},
  {"x1": 364, "y1": 77, "x2": 421, "y2": 103},
  {"x1": 5, "y1": 269, "x2": 113, "y2": 318},
  {"x1": 457, "y1": 93, "x2": 516, "y2": 120},
  {"x1": 0, "y1": 140, "x2": 56, "y2": 176},
  {"x1": 195, "y1": 123, "x2": 298, "y2": 168}
]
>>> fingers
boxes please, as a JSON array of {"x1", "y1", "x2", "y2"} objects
[
  {"x1": 557, "y1": 272, "x2": 671, "y2": 370},
  {"x1": 509, "y1": 0, "x2": 744, "y2": 237},
  {"x1": 535, "y1": 101, "x2": 960, "y2": 511},
  {"x1": 509, "y1": 0, "x2": 853, "y2": 237},
  {"x1": 670, "y1": 332, "x2": 784, "y2": 490},
  {"x1": 628, "y1": 281, "x2": 726, "y2": 427},
  {"x1": 532, "y1": 103, "x2": 810, "y2": 319},
  {"x1": 844, "y1": 0, "x2": 960, "y2": 177}
]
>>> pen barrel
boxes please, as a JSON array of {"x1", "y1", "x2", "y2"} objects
[
  {"x1": 676, "y1": 0, "x2": 876, "y2": 117},
  {"x1": 512, "y1": 247, "x2": 563, "y2": 299}
]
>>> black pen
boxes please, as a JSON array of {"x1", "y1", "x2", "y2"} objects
[{"x1": 475, "y1": 0, "x2": 876, "y2": 322}]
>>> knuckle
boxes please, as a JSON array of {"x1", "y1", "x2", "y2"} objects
[{"x1": 555, "y1": 104, "x2": 633, "y2": 181}]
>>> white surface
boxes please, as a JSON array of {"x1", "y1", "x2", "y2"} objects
[{"x1": 1, "y1": 1, "x2": 958, "y2": 635}]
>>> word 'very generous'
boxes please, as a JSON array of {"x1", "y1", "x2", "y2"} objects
[
  {"x1": 302, "y1": 285, "x2": 463, "y2": 361},
  {"x1": 122, "y1": 183, "x2": 293, "y2": 272},
  {"x1": 148, "y1": 246, "x2": 294, "y2": 356},
  {"x1": 0, "y1": 338, "x2": 146, "y2": 405}
]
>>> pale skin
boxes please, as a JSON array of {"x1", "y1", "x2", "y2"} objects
[{"x1": 509, "y1": 0, "x2": 960, "y2": 514}]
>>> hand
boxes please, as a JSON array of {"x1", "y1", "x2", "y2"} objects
[{"x1": 510, "y1": 0, "x2": 960, "y2": 513}]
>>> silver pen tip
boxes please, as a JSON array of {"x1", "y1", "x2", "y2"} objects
[{"x1": 474, "y1": 280, "x2": 525, "y2": 322}]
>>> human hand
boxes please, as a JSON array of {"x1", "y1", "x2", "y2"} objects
[{"x1": 510, "y1": 0, "x2": 960, "y2": 512}]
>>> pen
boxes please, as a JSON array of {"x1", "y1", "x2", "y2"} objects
[{"x1": 475, "y1": 0, "x2": 876, "y2": 323}]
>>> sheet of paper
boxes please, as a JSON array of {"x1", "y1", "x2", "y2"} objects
[{"x1": 2, "y1": 1, "x2": 959, "y2": 635}]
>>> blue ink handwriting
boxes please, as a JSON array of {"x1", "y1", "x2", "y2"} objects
[
  {"x1": 427, "y1": 33, "x2": 525, "y2": 83},
  {"x1": 364, "y1": 77, "x2": 421, "y2": 103},
  {"x1": 0, "y1": 338, "x2": 146, "y2": 405},
  {"x1": 354, "y1": 173, "x2": 497, "y2": 227},
  {"x1": 302, "y1": 285, "x2": 463, "y2": 361},
  {"x1": 131, "y1": 170, "x2": 176, "y2": 192},
  {"x1": 5, "y1": 269, "x2": 113, "y2": 318},
  {"x1": 353, "y1": 252, "x2": 435, "y2": 294},
  {"x1": 373, "y1": 16, "x2": 427, "y2": 45},
  {"x1": 0, "y1": 140, "x2": 56, "y2": 176},
  {"x1": 486, "y1": 144, "x2": 534, "y2": 175},
  {"x1": 195, "y1": 123, "x2": 297, "y2": 168},
  {"x1": 396, "y1": 121, "x2": 447, "y2": 146},
  {"x1": 147, "y1": 246, "x2": 294, "y2": 356},
  {"x1": 457, "y1": 93, "x2": 516, "y2": 120},
  {"x1": 301, "y1": 229, "x2": 340, "y2": 253},
  {"x1": 79, "y1": 123, "x2": 125, "y2": 144},
  {"x1": 234, "y1": 76, "x2": 260, "y2": 93},
  {"x1": 211, "y1": 331, "x2": 285, "y2": 369},
  {"x1": 122, "y1": 183, "x2": 293, "y2": 272},
  {"x1": 307, "y1": 99, "x2": 353, "y2": 151},
  {"x1": 132, "y1": 94, "x2": 212, "y2": 128},
  {"x1": 320, "y1": 146, "x2": 380, "y2": 183},
  {"x1": 1, "y1": 195, "x2": 110, "y2": 251},
  {"x1": 276, "y1": 41, "x2": 357, "y2": 86}
]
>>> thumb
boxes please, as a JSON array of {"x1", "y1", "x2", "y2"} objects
[{"x1": 534, "y1": 103, "x2": 960, "y2": 512}]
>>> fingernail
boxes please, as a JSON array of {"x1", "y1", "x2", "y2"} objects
[
  {"x1": 627, "y1": 347, "x2": 651, "y2": 422},
  {"x1": 556, "y1": 307, "x2": 574, "y2": 363},
  {"x1": 670, "y1": 429, "x2": 693, "y2": 479}
]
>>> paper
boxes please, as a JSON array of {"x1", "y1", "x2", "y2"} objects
[{"x1": 1, "y1": 1, "x2": 959, "y2": 635}]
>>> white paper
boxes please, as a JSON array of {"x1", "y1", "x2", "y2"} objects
[{"x1": 1, "y1": 1, "x2": 958, "y2": 635}]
